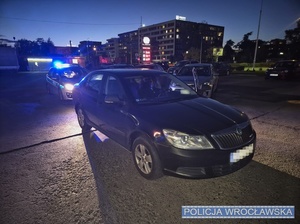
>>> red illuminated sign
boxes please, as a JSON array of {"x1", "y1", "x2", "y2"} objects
[{"x1": 142, "y1": 46, "x2": 151, "y2": 62}]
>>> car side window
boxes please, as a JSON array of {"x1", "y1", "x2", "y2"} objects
[
  {"x1": 85, "y1": 73, "x2": 103, "y2": 93},
  {"x1": 105, "y1": 76, "x2": 124, "y2": 100}
]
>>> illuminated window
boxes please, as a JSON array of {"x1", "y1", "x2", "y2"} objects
[
  {"x1": 176, "y1": 28, "x2": 179, "y2": 32},
  {"x1": 176, "y1": 34, "x2": 180, "y2": 39}
]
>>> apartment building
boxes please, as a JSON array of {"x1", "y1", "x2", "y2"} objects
[{"x1": 111, "y1": 18, "x2": 224, "y2": 64}]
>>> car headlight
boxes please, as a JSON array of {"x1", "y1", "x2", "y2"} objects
[
  {"x1": 64, "y1": 83, "x2": 74, "y2": 91},
  {"x1": 163, "y1": 129, "x2": 213, "y2": 149}
]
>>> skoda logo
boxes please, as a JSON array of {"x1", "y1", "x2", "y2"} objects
[{"x1": 236, "y1": 127, "x2": 243, "y2": 135}]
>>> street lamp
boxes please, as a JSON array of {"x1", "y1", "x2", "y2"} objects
[
  {"x1": 199, "y1": 36, "x2": 203, "y2": 63},
  {"x1": 252, "y1": 0, "x2": 263, "y2": 71}
]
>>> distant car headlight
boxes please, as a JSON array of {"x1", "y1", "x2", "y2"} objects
[
  {"x1": 64, "y1": 83, "x2": 74, "y2": 91},
  {"x1": 163, "y1": 129, "x2": 213, "y2": 149}
]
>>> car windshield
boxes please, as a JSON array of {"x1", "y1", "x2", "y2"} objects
[
  {"x1": 59, "y1": 67, "x2": 86, "y2": 80},
  {"x1": 122, "y1": 73, "x2": 198, "y2": 104},
  {"x1": 177, "y1": 66, "x2": 211, "y2": 77}
]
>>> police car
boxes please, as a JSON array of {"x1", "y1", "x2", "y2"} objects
[{"x1": 46, "y1": 63, "x2": 87, "y2": 100}]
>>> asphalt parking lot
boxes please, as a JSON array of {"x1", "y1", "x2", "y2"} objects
[{"x1": 0, "y1": 71, "x2": 299, "y2": 224}]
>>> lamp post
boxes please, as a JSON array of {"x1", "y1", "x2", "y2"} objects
[
  {"x1": 252, "y1": 0, "x2": 263, "y2": 71},
  {"x1": 199, "y1": 36, "x2": 203, "y2": 63}
]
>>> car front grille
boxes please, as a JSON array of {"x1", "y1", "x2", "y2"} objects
[{"x1": 211, "y1": 122, "x2": 255, "y2": 150}]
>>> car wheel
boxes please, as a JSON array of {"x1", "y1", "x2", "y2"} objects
[
  {"x1": 76, "y1": 107, "x2": 91, "y2": 131},
  {"x1": 132, "y1": 137, "x2": 163, "y2": 180}
]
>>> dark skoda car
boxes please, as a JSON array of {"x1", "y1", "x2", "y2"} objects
[{"x1": 73, "y1": 69, "x2": 256, "y2": 179}]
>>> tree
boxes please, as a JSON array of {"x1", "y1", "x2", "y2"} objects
[
  {"x1": 285, "y1": 19, "x2": 300, "y2": 59},
  {"x1": 234, "y1": 32, "x2": 256, "y2": 62},
  {"x1": 15, "y1": 38, "x2": 54, "y2": 57},
  {"x1": 222, "y1": 39, "x2": 235, "y2": 62}
]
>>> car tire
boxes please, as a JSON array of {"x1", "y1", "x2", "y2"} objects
[
  {"x1": 76, "y1": 107, "x2": 91, "y2": 131},
  {"x1": 132, "y1": 136, "x2": 163, "y2": 180}
]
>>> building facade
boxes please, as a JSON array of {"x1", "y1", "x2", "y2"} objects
[
  {"x1": 78, "y1": 40, "x2": 102, "y2": 68},
  {"x1": 117, "y1": 30, "x2": 139, "y2": 64},
  {"x1": 111, "y1": 18, "x2": 224, "y2": 64},
  {"x1": 106, "y1": 38, "x2": 120, "y2": 63}
]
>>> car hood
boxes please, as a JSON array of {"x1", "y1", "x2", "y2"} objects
[
  {"x1": 60, "y1": 77, "x2": 83, "y2": 85},
  {"x1": 131, "y1": 97, "x2": 248, "y2": 135}
]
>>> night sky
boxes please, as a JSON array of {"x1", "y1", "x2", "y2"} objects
[{"x1": 1, "y1": 0, "x2": 299, "y2": 47}]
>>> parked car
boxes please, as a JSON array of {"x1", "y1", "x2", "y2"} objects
[
  {"x1": 213, "y1": 62, "x2": 232, "y2": 76},
  {"x1": 156, "y1": 61, "x2": 169, "y2": 71},
  {"x1": 167, "y1": 60, "x2": 199, "y2": 74},
  {"x1": 175, "y1": 63, "x2": 219, "y2": 98},
  {"x1": 46, "y1": 64, "x2": 88, "y2": 100},
  {"x1": 265, "y1": 60, "x2": 300, "y2": 80},
  {"x1": 134, "y1": 63, "x2": 165, "y2": 71},
  {"x1": 73, "y1": 69, "x2": 256, "y2": 180}
]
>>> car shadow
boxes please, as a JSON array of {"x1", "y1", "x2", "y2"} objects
[{"x1": 82, "y1": 131, "x2": 300, "y2": 224}]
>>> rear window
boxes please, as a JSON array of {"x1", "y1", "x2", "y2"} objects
[{"x1": 177, "y1": 66, "x2": 211, "y2": 77}]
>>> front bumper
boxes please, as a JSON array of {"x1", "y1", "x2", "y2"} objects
[
  {"x1": 60, "y1": 89, "x2": 73, "y2": 100},
  {"x1": 265, "y1": 71, "x2": 293, "y2": 80},
  {"x1": 156, "y1": 139, "x2": 256, "y2": 178}
]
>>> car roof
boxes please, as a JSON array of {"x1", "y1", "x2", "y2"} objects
[
  {"x1": 90, "y1": 68, "x2": 167, "y2": 77},
  {"x1": 183, "y1": 63, "x2": 212, "y2": 67},
  {"x1": 50, "y1": 64, "x2": 83, "y2": 70}
]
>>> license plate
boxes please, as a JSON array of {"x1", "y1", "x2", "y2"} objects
[
  {"x1": 230, "y1": 144, "x2": 254, "y2": 163},
  {"x1": 270, "y1": 73, "x2": 278, "y2": 77}
]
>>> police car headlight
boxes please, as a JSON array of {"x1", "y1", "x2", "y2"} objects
[{"x1": 64, "y1": 83, "x2": 74, "y2": 91}]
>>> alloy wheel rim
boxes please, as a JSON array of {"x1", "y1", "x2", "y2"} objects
[{"x1": 135, "y1": 144, "x2": 152, "y2": 174}]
